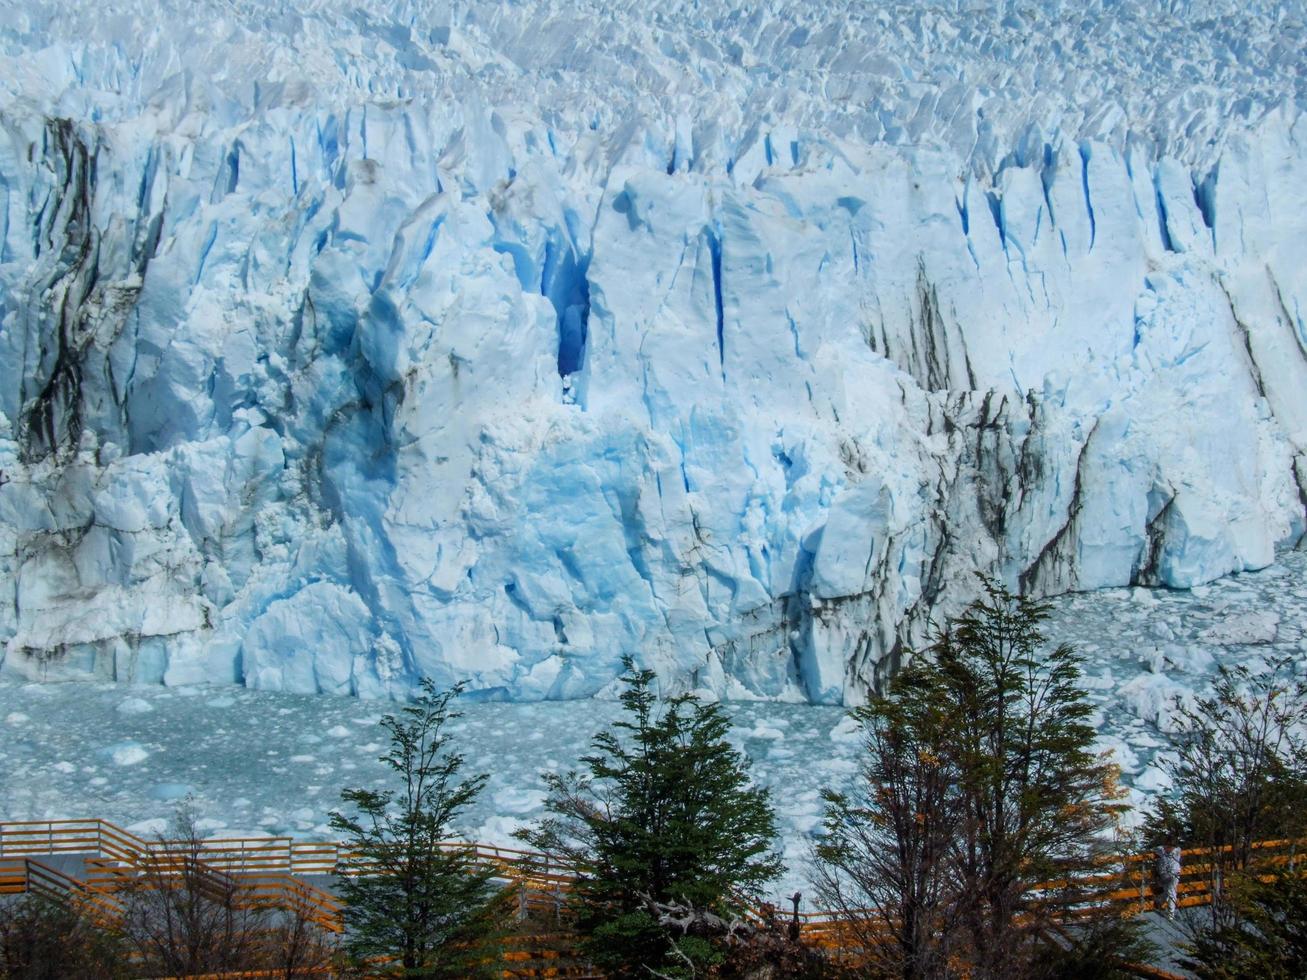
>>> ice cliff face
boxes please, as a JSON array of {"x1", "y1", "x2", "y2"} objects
[{"x1": 1, "y1": 0, "x2": 1305, "y2": 703}]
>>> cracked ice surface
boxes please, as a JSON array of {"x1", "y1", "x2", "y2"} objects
[
  {"x1": 0, "y1": 1, "x2": 1306, "y2": 703},
  {"x1": 0, "y1": 552, "x2": 1305, "y2": 900}
]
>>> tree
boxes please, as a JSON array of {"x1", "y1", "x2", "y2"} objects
[
  {"x1": 0, "y1": 892, "x2": 130, "y2": 980},
  {"x1": 1144, "y1": 655, "x2": 1307, "y2": 958},
  {"x1": 944, "y1": 581, "x2": 1135, "y2": 977},
  {"x1": 813, "y1": 656, "x2": 966, "y2": 979},
  {"x1": 120, "y1": 804, "x2": 274, "y2": 977},
  {"x1": 257, "y1": 882, "x2": 343, "y2": 980},
  {"x1": 1180, "y1": 868, "x2": 1307, "y2": 979},
  {"x1": 815, "y1": 578, "x2": 1140, "y2": 979},
  {"x1": 1147, "y1": 657, "x2": 1307, "y2": 879},
  {"x1": 331, "y1": 679, "x2": 505, "y2": 978},
  {"x1": 517, "y1": 657, "x2": 783, "y2": 978}
]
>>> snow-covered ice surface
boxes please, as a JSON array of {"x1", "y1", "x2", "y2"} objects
[
  {"x1": 1, "y1": 0, "x2": 1306, "y2": 704},
  {"x1": 2, "y1": 551, "x2": 1305, "y2": 900}
]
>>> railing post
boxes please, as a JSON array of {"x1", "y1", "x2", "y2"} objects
[{"x1": 1138, "y1": 856, "x2": 1145, "y2": 913}]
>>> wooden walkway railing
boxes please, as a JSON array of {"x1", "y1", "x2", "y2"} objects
[
  {"x1": 3, "y1": 817, "x2": 1303, "y2": 977},
  {"x1": 0, "y1": 818, "x2": 581, "y2": 937},
  {"x1": 0, "y1": 819, "x2": 346, "y2": 933},
  {"x1": 0, "y1": 817, "x2": 574, "y2": 880}
]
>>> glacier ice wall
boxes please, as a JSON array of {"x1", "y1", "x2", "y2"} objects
[{"x1": 0, "y1": 0, "x2": 1305, "y2": 702}]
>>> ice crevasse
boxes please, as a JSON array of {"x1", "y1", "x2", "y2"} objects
[{"x1": 0, "y1": 0, "x2": 1304, "y2": 703}]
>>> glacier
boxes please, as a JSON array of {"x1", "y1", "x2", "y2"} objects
[
  {"x1": 0, "y1": 0, "x2": 1305, "y2": 703},
  {"x1": 2, "y1": 550, "x2": 1306, "y2": 900}
]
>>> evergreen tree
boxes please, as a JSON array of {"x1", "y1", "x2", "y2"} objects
[
  {"x1": 331, "y1": 679, "x2": 504, "y2": 978},
  {"x1": 518, "y1": 658, "x2": 783, "y2": 978}
]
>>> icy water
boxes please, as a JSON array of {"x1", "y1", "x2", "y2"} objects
[{"x1": 2, "y1": 551, "x2": 1304, "y2": 901}]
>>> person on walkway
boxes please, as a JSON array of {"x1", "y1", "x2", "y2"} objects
[{"x1": 1155, "y1": 845, "x2": 1181, "y2": 918}]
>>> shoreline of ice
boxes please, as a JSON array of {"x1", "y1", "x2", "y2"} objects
[{"x1": 1, "y1": 550, "x2": 1303, "y2": 901}]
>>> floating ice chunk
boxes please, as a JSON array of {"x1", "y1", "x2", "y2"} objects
[
  {"x1": 127, "y1": 818, "x2": 168, "y2": 836},
  {"x1": 116, "y1": 697, "x2": 155, "y2": 715},
  {"x1": 1162, "y1": 645, "x2": 1215, "y2": 674},
  {"x1": 1081, "y1": 668, "x2": 1116, "y2": 691},
  {"x1": 477, "y1": 815, "x2": 531, "y2": 846},
  {"x1": 491, "y1": 787, "x2": 547, "y2": 814},
  {"x1": 1140, "y1": 647, "x2": 1167, "y2": 674},
  {"x1": 818, "y1": 757, "x2": 857, "y2": 775},
  {"x1": 1135, "y1": 766, "x2": 1173, "y2": 793},
  {"x1": 1117, "y1": 675, "x2": 1194, "y2": 731},
  {"x1": 828, "y1": 715, "x2": 861, "y2": 744},
  {"x1": 1199, "y1": 610, "x2": 1279, "y2": 645},
  {"x1": 105, "y1": 742, "x2": 150, "y2": 766},
  {"x1": 4, "y1": 712, "x2": 29, "y2": 725}
]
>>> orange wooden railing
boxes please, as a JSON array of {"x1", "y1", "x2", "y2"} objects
[
  {"x1": 0, "y1": 818, "x2": 575, "y2": 879},
  {"x1": 0, "y1": 819, "x2": 346, "y2": 932},
  {"x1": 3, "y1": 816, "x2": 1302, "y2": 976},
  {"x1": 0, "y1": 818, "x2": 582, "y2": 936}
]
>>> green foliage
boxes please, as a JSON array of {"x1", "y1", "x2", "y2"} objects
[
  {"x1": 815, "y1": 655, "x2": 965, "y2": 979},
  {"x1": 940, "y1": 579, "x2": 1133, "y2": 973},
  {"x1": 518, "y1": 657, "x2": 782, "y2": 978},
  {"x1": 1146, "y1": 656, "x2": 1307, "y2": 861},
  {"x1": 0, "y1": 893, "x2": 131, "y2": 980},
  {"x1": 1025, "y1": 917, "x2": 1160, "y2": 980},
  {"x1": 815, "y1": 577, "x2": 1141, "y2": 979},
  {"x1": 331, "y1": 679, "x2": 504, "y2": 978},
  {"x1": 1144, "y1": 654, "x2": 1307, "y2": 961},
  {"x1": 1180, "y1": 868, "x2": 1307, "y2": 979}
]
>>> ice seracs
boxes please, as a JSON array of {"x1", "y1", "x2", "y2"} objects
[{"x1": 0, "y1": 0, "x2": 1304, "y2": 703}]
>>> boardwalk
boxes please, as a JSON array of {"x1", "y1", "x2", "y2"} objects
[{"x1": 3, "y1": 817, "x2": 1302, "y2": 978}]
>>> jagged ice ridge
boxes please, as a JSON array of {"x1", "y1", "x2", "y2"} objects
[{"x1": 0, "y1": 0, "x2": 1305, "y2": 702}]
